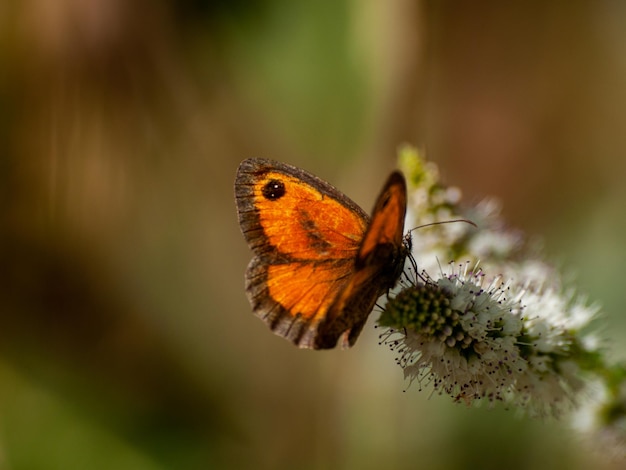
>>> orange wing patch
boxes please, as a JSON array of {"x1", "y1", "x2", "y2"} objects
[
  {"x1": 253, "y1": 171, "x2": 367, "y2": 259},
  {"x1": 359, "y1": 172, "x2": 407, "y2": 261},
  {"x1": 266, "y1": 262, "x2": 352, "y2": 320},
  {"x1": 235, "y1": 158, "x2": 408, "y2": 349}
]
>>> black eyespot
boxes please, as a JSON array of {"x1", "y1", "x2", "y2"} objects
[{"x1": 262, "y1": 179, "x2": 285, "y2": 200}]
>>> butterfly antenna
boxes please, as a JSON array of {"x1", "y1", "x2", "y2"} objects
[{"x1": 407, "y1": 218, "x2": 477, "y2": 236}]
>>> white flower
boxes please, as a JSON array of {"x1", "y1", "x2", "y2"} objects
[{"x1": 380, "y1": 262, "x2": 598, "y2": 417}]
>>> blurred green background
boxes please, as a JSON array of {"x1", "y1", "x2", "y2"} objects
[{"x1": 1, "y1": 1, "x2": 625, "y2": 469}]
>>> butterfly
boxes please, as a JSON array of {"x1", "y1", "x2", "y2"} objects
[{"x1": 234, "y1": 158, "x2": 409, "y2": 349}]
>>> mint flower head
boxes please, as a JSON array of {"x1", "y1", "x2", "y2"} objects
[
  {"x1": 378, "y1": 147, "x2": 625, "y2": 455},
  {"x1": 380, "y1": 262, "x2": 594, "y2": 416}
]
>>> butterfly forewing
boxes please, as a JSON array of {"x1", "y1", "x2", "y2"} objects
[{"x1": 312, "y1": 171, "x2": 408, "y2": 349}]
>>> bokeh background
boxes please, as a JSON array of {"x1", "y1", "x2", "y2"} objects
[{"x1": 1, "y1": 1, "x2": 625, "y2": 469}]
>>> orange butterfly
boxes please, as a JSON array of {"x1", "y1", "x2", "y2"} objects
[{"x1": 235, "y1": 158, "x2": 409, "y2": 349}]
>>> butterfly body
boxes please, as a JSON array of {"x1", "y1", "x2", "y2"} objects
[{"x1": 235, "y1": 158, "x2": 408, "y2": 349}]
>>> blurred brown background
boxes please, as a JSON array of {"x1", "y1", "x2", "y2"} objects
[{"x1": 1, "y1": 1, "x2": 625, "y2": 469}]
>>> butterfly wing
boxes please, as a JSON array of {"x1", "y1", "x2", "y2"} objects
[
  {"x1": 312, "y1": 171, "x2": 408, "y2": 349},
  {"x1": 235, "y1": 158, "x2": 370, "y2": 347}
]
